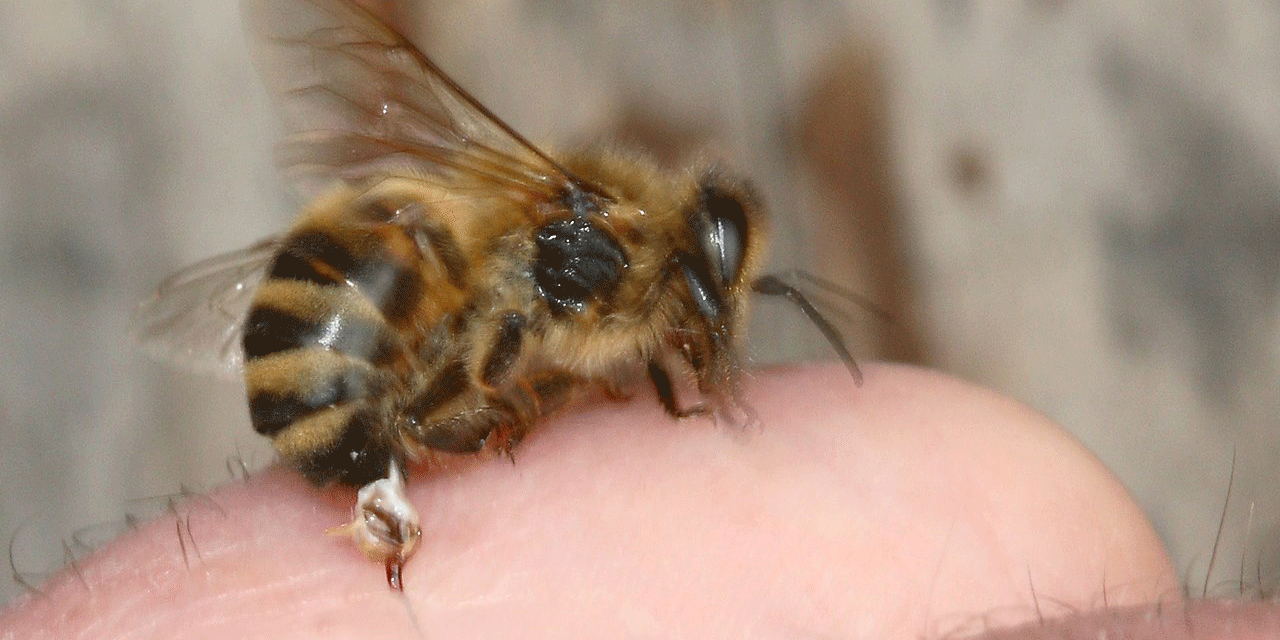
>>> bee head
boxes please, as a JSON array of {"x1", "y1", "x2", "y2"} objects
[
  {"x1": 675, "y1": 174, "x2": 765, "y2": 388},
  {"x1": 676, "y1": 172, "x2": 862, "y2": 395}
]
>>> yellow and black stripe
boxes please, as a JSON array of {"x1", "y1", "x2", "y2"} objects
[{"x1": 242, "y1": 222, "x2": 438, "y2": 486}]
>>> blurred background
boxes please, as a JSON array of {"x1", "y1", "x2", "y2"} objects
[{"x1": 2, "y1": 0, "x2": 1279, "y2": 608}]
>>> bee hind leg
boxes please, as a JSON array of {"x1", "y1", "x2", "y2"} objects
[
  {"x1": 398, "y1": 370, "x2": 579, "y2": 461},
  {"x1": 402, "y1": 406, "x2": 510, "y2": 455},
  {"x1": 488, "y1": 371, "x2": 581, "y2": 460}
]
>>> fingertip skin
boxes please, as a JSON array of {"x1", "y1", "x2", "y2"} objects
[{"x1": 1, "y1": 363, "x2": 1178, "y2": 640}]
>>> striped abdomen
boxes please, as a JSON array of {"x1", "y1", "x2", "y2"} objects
[{"x1": 243, "y1": 221, "x2": 437, "y2": 486}]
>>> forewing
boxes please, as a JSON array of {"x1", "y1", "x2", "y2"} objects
[
  {"x1": 243, "y1": 0, "x2": 575, "y2": 203},
  {"x1": 133, "y1": 239, "x2": 279, "y2": 379}
]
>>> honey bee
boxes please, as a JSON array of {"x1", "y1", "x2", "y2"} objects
[{"x1": 136, "y1": 0, "x2": 859, "y2": 591}]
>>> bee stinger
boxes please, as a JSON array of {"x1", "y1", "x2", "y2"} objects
[{"x1": 134, "y1": 0, "x2": 860, "y2": 591}]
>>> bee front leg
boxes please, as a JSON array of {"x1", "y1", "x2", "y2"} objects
[{"x1": 648, "y1": 361, "x2": 711, "y2": 419}]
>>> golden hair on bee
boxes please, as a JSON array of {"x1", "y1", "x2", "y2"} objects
[{"x1": 134, "y1": 0, "x2": 860, "y2": 591}]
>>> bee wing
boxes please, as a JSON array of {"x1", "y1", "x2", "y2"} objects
[
  {"x1": 133, "y1": 238, "x2": 280, "y2": 380},
  {"x1": 243, "y1": 0, "x2": 577, "y2": 203}
]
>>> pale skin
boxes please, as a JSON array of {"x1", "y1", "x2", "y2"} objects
[{"x1": 2, "y1": 363, "x2": 1275, "y2": 638}]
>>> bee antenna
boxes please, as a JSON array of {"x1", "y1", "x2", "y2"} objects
[
  {"x1": 752, "y1": 275, "x2": 862, "y2": 385},
  {"x1": 773, "y1": 269, "x2": 894, "y2": 325}
]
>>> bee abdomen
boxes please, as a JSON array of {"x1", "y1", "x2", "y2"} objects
[
  {"x1": 240, "y1": 223, "x2": 434, "y2": 486},
  {"x1": 245, "y1": 349, "x2": 379, "y2": 435},
  {"x1": 244, "y1": 223, "x2": 431, "y2": 365},
  {"x1": 244, "y1": 349, "x2": 393, "y2": 485},
  {"x1": 293, "y1": 408, "x2": 392, "y2": 486},
  {"x1": 242, "y1": 303, "x2": 402, "y2": 365},
  {"x1": 264, "y1": 226, "x2": 427, "y2": 326},
  {"x1": 265, "y1": 398, "x2": 392, "y2": 487}
]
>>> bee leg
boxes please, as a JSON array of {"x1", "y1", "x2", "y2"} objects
[
  {"x1": 395, "y1": 359, "x2": 498, "y2": 453},
  {"x1": 401, "y1": 368, "x2": 579, "y2": 460},
  {"x1": 480, "y1": 312, "x2": 526, "y2": 388},
  {"x1": 597, "y1": 378, "x2": 632, "y2": 402},
  {"x1": 489, "y1": 371, "x2": 580, "y2": 460},
  {"x1": 648, "y1": 361, "x2": 711, "y2": 419},
  {"x1": 403, "y1": 406, "x2": 511, "y2": 455},
  {"x1": 463, "y1": 310, "x2": 531, "y2": 463}
]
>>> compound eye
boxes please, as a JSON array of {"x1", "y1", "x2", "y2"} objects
[
  {"x1": 699, "y1": 188, "x2": 749, "y2": 288},
  {"x1": 681, "y1": 261, "x2": 722, "y2": 321}
]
